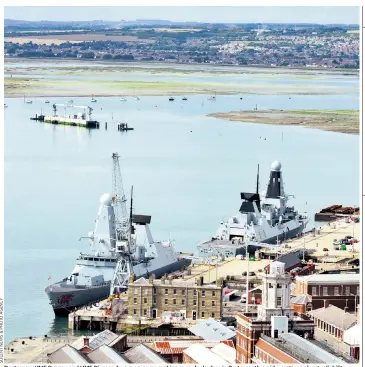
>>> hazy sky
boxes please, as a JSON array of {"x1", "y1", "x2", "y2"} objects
[{"x1": 4, "y1": 6, "x2": 360, "y2": 24}]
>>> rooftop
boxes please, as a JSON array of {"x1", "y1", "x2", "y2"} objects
[
  {"x1": 183, "y1": 344, "x2": 230, "y2": 365},
  {"x1": 290, "y1": 294, "x2": 311, "y2": 305},
  {"x1": 296, "y1": 273, "x2": 360, "y2": 284},
  {"x1": 71, "y1": 330, "x2": 125, "y2": 351},
  {"x1": 132, "y1": 277, "x2": 219, "y2": 288},
  {"x1": 309, "y1": 305, "x2": 357, "y2": 330},
  {"x1": 188, "y1": 318, "x2": 236, "y2": 341},
  {"x1": 210, "y1": 342, "x2": 236, "y2": 363},
  {"x1": 152, "y1": 340, "x2": 234, "y2": 354},
  {"x1": 47, "y1": 345, "x2": 90, "y2": 364},
  {"x1": 87, "y1": 345, "x2": 130, "y2": 364},
  {"x1": 260, "y1": 333, "x2": 347, "y2": 364},
  {"x1": 124, "y1": 343, "x2": 168, "y2": 364}
]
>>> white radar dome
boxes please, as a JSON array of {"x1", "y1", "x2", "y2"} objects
[
  {"x1": 271, "y1": 161, "x2": 282, "y2": 171},
  {"x1": 100, "y1": 193, "x2": 112, "y2": 206}
]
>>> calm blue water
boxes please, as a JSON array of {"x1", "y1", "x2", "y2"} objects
[{"x1": 4, "y1": 91, "x2": 359, "y2": 344}]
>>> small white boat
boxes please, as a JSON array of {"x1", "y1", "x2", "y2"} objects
[
  {"x1": 134, "y1": 96, "x2": 140, "y2": 101},
  {"x1": 91, "y1": 95, "x2": 97, "y2": 103},
  {"x1": 120, "y1": 98, "x2": 127, "y2": 102},
  {"x1": 208, "y1": 95, "x2": 216, "y2": 100},
  {"x1": 23, "y1": 95, "x2": 32, "y2": 104},
  {"x1": 45, "y1": 100, "x2": 50, "y2": 104},
  {"x1": 68, "y1": 99, "x2": 74, "y2": 104},
  {"x1": 4, "y1": 104, "x2": 8, "y2": 108}
]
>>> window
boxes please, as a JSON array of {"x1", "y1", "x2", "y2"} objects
[
  {"x1": 143, "y1": 309, "x2": 147, "y2": 316},
  {"x1": 277, "y1": 284, "x2": 282, "y2": 288},
  {"x1": 212, "y1": 291, "x2": 216, "y2": 297},
  {"x1": 334, "y1": 287, "x2": 339, "y2": 296},
  {"x1": 173, "y1": 299, "x2": 176, "y2": 305},
  {"x1": 133, "y1": 298, "x2": 137, "y2": 304},
  {"x1": 211, "y1": 312, "x2": 215, "y2": 318},
  {"x1": 357, "y1": 286, "x2": 360, "y2": 295},
  {"x1": 153, "y1": 287, "x2": 156, "y2": 295},
  {"x1": 269, "y1": 283, "x2": 274, "y2": 288},
  {"x1": 345, "y1": 286, "x2": 350, "y2": 296},
  {"x1": 201, "y1": 312, "x2": 205, "y2": 318},
  {"x1": 182, "y1": 299, "x2": 185, "y2": 305},
  {"x1": 212, "y1": 300, "x2": 216, "y2": 307},
  {"x1": 144, "y1": 298, "x2": 147, "y2": 304},
  {"x1": 276, "y1": 297, "x2": 282, "y2": 307},
  {"x1": 165, "y1": 299, "x2": 168, "y2": 305},
  {"x1": 173, "y1": 288, "x2": 177, "y2": 295},
  {"x1": 202, "y1": 300, "x2": 205, "y2": 306},
  {"x1": 323, "y1": 287, "x2": 328, "y2": 296},
  {"x1": 202, "y1": 290, "x2": 206, "y2": 297},
  {"x1": 133, "y1": 309, "x2": 137, "y2": 315},
  {"x1": 182, "y1": 289, "x2": 186, "y2": 296},
  {"x1": 144, "y1": 289, "x2": 148, "y2": 295},
  {"x1": 193, "y1": 299, "x2": 197, "y2": 306},
  {"x1": 153, "y1": 297, "x2": 156, "y2": 304},
  {"x1": 134, "y1": 288, "x2": 138, "y2": 295},
  {"x1": 165, "y1": 288, "x2": 168, "y2": 295},
  {"x1": 312, "y1": 286, "x2": 317, "y2": 296}
]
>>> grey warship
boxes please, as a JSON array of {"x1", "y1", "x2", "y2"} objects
[
  {"x1": 197, "y1": 161, "x2": 309, "y2": 258},
  {"x1": 45, "y1": 154, "x2": 191, "y2": 316}
]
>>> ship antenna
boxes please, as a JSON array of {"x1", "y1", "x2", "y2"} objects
[
  {"x1": 256, "y1": 164, "x2": 260, "y2": 194},
  {"x1": 129, "y1": 186, "x2": 134, "y2": 235}
]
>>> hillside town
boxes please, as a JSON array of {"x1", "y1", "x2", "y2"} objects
[{"x1": 4, "y1": 22, "x2": 360, "y2": 69}]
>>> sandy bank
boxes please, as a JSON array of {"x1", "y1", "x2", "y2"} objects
[{"x1": 207, "y1": 109, "x2": 359, "y2": 135}]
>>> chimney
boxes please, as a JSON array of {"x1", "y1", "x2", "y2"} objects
[
  {"x1": 83, "y1": 337, "x2": 89, "y2": 347},
  {"x1": 129, "y1": 273, "x2": 136, "y2": 283},
  {"x1": 323, "y1": 300, "x2": 329, "y2": 308},
  {"x1": 199, "y1": 276, "x2": 204, "y2": 286},
  {"x1": 149, "y1": 275, "x2": 154, "y2": 284}
]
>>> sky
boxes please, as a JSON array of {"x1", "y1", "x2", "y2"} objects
[{"x1": 4, "y1": 6, "x2": 360, "y2": 24}]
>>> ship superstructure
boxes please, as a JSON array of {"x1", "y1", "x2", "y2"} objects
[
  {"x1": 45, "y1": 154, "x2": 190, "y2": 316},
  {"x1": 197, "y1": 161, "x2": 309, "y2": 258}
]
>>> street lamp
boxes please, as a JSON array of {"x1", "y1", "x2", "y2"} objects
[
  {"x1": 302, "y1": 212, "x2": 307, "y2": 262},
  {"x1": 245, "y1": 239, "x2": 250, "y2": 314},
  {"x1": 208, "y1": 247, "x2": 219, "y2": 283}
]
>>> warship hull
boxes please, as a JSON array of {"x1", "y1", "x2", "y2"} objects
[{"x1": 46, "y1": 258, "x2": 191, "y2": 316}]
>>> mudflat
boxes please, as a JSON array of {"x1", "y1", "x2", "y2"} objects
[{"x1": 208, "y1": 109, "x2": 359, "y2": 135}]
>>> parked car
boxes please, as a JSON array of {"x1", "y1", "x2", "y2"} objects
[
  {"x1": 249, "y1": 271, "x2": 256, "y2": 276},
  {"x1": 323, "y1": 248, "x2": 329, "y2": 251},
  {"x1": 349, "y1": 238, "x2": 358, "y2": 243},
  {"x1": 333, "y1": 239, "x2": 341, "y2": 245},
  {"x1": 344, "y1": 236, "x2": 353, "y2": 240}
]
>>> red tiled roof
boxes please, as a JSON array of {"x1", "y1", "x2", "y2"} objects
[{"x1": 152, "y1": 340, "x2": 235, "y2": 355}]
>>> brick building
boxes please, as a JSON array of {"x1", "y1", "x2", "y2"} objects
[
  {"x1": 236, "y1": 261, "x2": 314, "y2": 363},
  {"x1": 127, "y1": 275, "x2": 223, "y2": 321},
  {"x1": 293, "y1": 273, "x2": 360, "y2": 311}
]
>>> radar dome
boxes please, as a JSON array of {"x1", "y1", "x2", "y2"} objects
[
  {"x1": 100, "y1": 193, "x2": 112, "y2": 206},
  {"x1": 271, "y1": 161, "x2": 282, "y2": 171}
]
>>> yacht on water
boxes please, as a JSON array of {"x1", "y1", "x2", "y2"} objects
[
  {"x1": 197, "y1": 161, "x2": 309, "y2": 258},
  {"x1": 45, "y1": 154, "x2": 191, "y2": 316}
]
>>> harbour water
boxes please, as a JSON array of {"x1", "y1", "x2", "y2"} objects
[{"x1": 4, "y1": 87, "x2": 359, "y2": 343}]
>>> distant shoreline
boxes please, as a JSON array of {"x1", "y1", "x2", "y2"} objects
[
  {"x1": 207, "y1": 109, "x2": 360, "y2": 135},
  {"x1": 4, "y1": 57, "x2": 359, "y2": 76}
]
